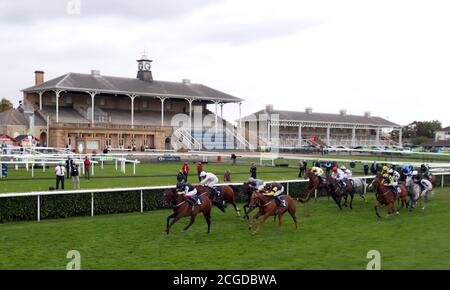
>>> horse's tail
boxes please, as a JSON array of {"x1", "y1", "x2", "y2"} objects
[{"x1": 298, "y1": 187, "x2": 315, "y2": 204}]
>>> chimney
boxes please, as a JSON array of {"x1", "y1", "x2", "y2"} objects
[
  {"x1": 339, "y1": 109, "x2": 347, "y2": 116},
  {"x1": 265, "y1": 104, "x2": 274, "y2": 112},
  {"x1": 364, "y1": 111, "x2": 371, "y2": 118},
  {"x1": 182, "y1": 79, "x2": 191, "y2": 85},
  {"x1": 91, "y1": 70, "x2": 101, "y2": 76},
  {"x1": 34, "y1": 70, "x2": 44, "y2": 85},
  {"x1": 305, "y1": 107, "x2": 313, "y2": 114}
]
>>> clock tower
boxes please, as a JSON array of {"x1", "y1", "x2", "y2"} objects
[{"x1": 136, "y1": 51, "x2": 153, "y2": 82}]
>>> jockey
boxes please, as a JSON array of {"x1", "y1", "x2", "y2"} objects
[
  {"x1": 264, "y1": 182, "x2": 286, "y2": 207},
  {"x1": 311, "y1": 166, "x2": 324, "y2": 183},
  {"x1": 331, "y1": 166, "x2": 346, "y2": 188},
  {"x1": 421, "y1": 164, "x2": 432, "y2": 180},
  {"x1": 176, "y1": 182, "x2": 201, "y2": 205},
  {"x1": 401, "y1": 165, "x2": 412, "y2": 177},
  {"x1": 200, "y1": 171, "x2": 219, "y2": 196},
  {"x1": 248, "y1": 177, "x2": 265, "y2": 190},
  {"x1": 341, "y1": 166, "x2": 352, "y2": 179},
  {"x1": 412, "y1": 170, "x2": 433, "y2": 195},
  {"x1": 388, "y1": 169, "x2": 401, "y2": 194},
  {"x1": 381, "y1": 165, "x2": 389, "y2": 175}
]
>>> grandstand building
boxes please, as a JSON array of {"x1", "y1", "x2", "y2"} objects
[
  {"x1": 239, "y1": 105, "x2": 402, "y2": 148},
  {"x1": 21, "y1": 54, "x2": 245, "y2": 152}
]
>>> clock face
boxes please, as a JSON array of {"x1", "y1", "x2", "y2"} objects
[
  {"x1": 138, "y1": 63, "x2": 144, "y2": 70},
  {"x1": 144, "y1": 62, "x2": 151, "y2": 70}
]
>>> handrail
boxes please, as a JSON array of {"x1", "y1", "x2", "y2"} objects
[{"x1": 2, "y1": 172, "x2": 449, "y2": 198}]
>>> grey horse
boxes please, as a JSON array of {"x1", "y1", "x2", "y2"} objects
[
  {"x1": 405, "y1": 176, "x2": 433, "y2": 211},
  {"x1": 350, "y1": 178, "x2": 368, "y2": 202}
]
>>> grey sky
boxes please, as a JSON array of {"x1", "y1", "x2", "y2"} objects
[{"x1": 1, "y1": 0, "x2": 450, "y2": 127}]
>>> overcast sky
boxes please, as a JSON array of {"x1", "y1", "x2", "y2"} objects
[{"x1": 1, "y1": 0, "x2": 450, "y2": 126}]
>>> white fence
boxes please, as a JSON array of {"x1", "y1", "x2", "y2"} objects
[{"x1": 1, "y1": 172, "x2": 449, "y2": 222}]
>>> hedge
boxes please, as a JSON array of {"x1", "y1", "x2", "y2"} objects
[{"x1": 0, "y1": 175, "x2": 448, "y2": 223}]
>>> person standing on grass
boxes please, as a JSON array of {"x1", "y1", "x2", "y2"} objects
[
  {"x1": 55, "y1": 162, "x2": 65, "y2": 190},
  {"x1": 363, "y1": 163, "x2": 369, "y2": 175},
  {"x1": 182, "y1": 162, "x2": 189, "y2": 182},
  {"x1": 231, "y1": 153, "x2": 237, "y2": 166},
  {"x1": 84, "y1": 156, "x2": 91, "y2": 180},
  {"x1": 298, "y1": 160, "x2": 304, "y2": 177},
  {"x1": 71, "y1": 163, "x2": 80, "y2": 189},
  {"x1": 196, "y1": 162, "x2": 204, "y2": 182},
  {"x1": 250, "y1": 163, "x2": 257, "y2": 179},
  {"x1": 65, "y1": 156, "x2": 73, "y2": 178},
  {"x1": 224, "y1": 170, "x2": 231, "y2": 182},
  {"x1": 302, "y1": 160, "x2": 308, "y2": 175}
]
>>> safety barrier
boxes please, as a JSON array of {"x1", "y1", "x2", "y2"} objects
[{"x1": 0, "y1": 173, "x2": 449, "y2": 223}]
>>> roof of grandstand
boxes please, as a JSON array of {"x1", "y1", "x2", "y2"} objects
[
  {"x1": 0, "y1": 108, "x2": 46, "y2": 126},
  {"x1": 239, "y1": 107, "x2": 400, "y2": 127},
  {"x1": 22, "y1": 72, "x2": 243, "y2": 103}
]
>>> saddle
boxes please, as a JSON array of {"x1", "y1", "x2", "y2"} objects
[
  {"x1": 274, "y1": 195, "x2": 287, "y2": 207},
  {"x1": 186, "y1": 195, "x2": 202, "y2": 206}
]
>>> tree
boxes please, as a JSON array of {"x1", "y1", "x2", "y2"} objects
[
  {"x1": 0, "y1": 98, "x2": 13, "y2": 112},
  {"x1": 402, "y1": 120, "x2": 442, "y2": 139}
]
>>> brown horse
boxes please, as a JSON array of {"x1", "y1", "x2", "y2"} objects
[
  {"x1": 195, "y1": 185, "x2": 241, "y2": 217},
  {"x1": 397, "y1": 183, "x2": 409, "y2": 209},
  {"x1": 163, "y1": 188, "x2": 212, "y2": 234},
  {"x1": 369, "y1": 175, "x2": 398, "y2": 218},
  {"x1": 298, "y1": 169, "x2": 328, "y2": 203},
  {"x1": 247, "y1": 192, "x2": 297, "y2": 234},
  {"x1": 324, "y1": 175, "x2": 355, "y2": 210}
]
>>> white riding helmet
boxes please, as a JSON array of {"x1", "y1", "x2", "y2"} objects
[
  {"x1": 200, "y1": 171, "x2": 207, "y2": 177},
  {"x1": 412, "y1": 170, "x2": 418, "y2": 176},
  {"x1": 340, "y1": 166, "x2": 346, "y2": 170}
]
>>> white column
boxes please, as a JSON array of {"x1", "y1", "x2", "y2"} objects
[
  {"x1": 399, "y1": 128, "x2": 403, "y2": 146},
  {"x1": 158, "y1": 97, "x2": 166, "y2": 126},
  {"x1": 352, "y1": 127, "x2": 356, "y2": 147},
  {"x1": 326, "y1": 125, "x2": 331, "y2": 145},
  {"x1": 186, "y1": 98, "x2": 194, "y2": 133},
  {"x1": 298, "y1": 124, "x2": 302, "y2": 147},
  {"x1": 86, "y1": 91, "x2": 97, "y2": 126},
  {"x1": 238, "y1": 102, "x2": 242, "y2": 128},
  {"x1": 220, "y1": 103, "x2": 224, "y2": 119},
  {"x1": 214, "y1": 101, "x2": 219, "y2": 134},
  {"x1": 376, "y1": 128, "x2": 380, "y2": 145},
  {"x1": 128, "y1": 94, "x2": 137, "y2": 128},
  {"x1": 54, "y1": 90, "x2": 62, "y2": 123},
  {"x1": 38, "y1": 91, "x2": 44, "y2": 110}
]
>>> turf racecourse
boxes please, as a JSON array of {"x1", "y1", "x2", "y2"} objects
[{"x1": 0, "y1": 189, "x2": 448, "y2": 269}]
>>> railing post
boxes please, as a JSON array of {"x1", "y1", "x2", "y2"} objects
[
  {"x1": 91, "y1": 192, "x2": 94, "y2": 217},
  {"x1": 442, "y1": 175, "x2": 444, "y2": 189},
  {"x1": 37, "y1": 195, "x2": 40, "y2": 222},
  {"x1": 140, "y1": 190, "x2": 143, "y2": 213}
]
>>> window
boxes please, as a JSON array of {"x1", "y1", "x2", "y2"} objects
[{"x1": 65, "y1": 96, "x2": 72, "y2": 104}]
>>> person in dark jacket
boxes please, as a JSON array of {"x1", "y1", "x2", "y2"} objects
[
  {"x1": 370, "y1": 161, "x2": 378, "y2": 175},
  {"x1": 325, "y1": 161, "x2": 332, "y2": 176},
  {"x1": 65, "y1": 157, "x2": 73, "y2": 178},
  {"x1": 363, "y1": 163, "x2": 369, "y2": 175},
  {"x1": 298, "y1": 160, "x2": 305, "y2": 177},
  {"x1": 250, "y1": 163, "x2": 257, "y2": 179}
]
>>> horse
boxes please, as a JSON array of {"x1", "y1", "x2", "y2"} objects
[
  {"x1": 241, "y1": 182, "x2": 257, "y2": 220},
  {"x1": 247, "y1": 192, "x2": 297, "y2": 234},
  {"x1": 418, "y1": 170, "x2": 436, "y2": 188},
  {"x1": 195, "y1": 184, "x2": 241, "y2": 217},
  {"x1": 405, "y1": 176, "x2": 433, "y2": 211},
  {"x1": 163, "y1": 188, "x2": 212, "y2": 234},
  {"x1": 297, "y1": 169, "x2": 328, "y2": 203},
  {"x1": 325, "y1": 175, "x2": 355, "y2": 210},
  {"x1": 396, "y1": 182, "x2": 409, "y2": 209},
  {"x1": 349, "y1": 178, "x2": 367, "y2": 203},
  {"x1": 368, "y1": 174, "x2": 398, "y2": 218}
]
